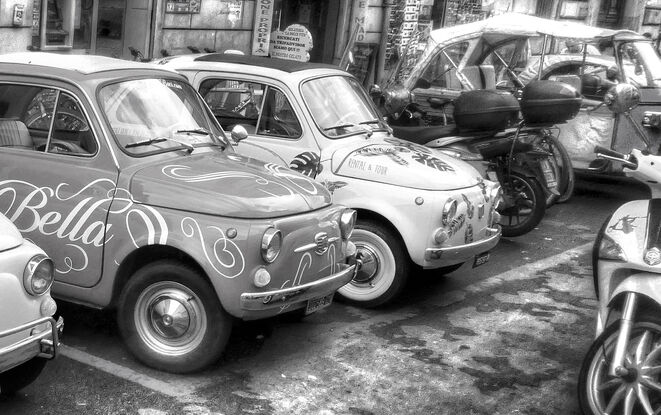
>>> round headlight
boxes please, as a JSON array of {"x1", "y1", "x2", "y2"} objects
[
  {"x1": 261, "y1": 228, "x2": 282, "y2": 263},
  {"x1": 23, "y1": 254, "x2": 54, "y2": 296},
  {"x1": 339, "y1": 209, "x2": 357, "y2": 239},
  {"x1": 442, "y1": 199, "x2": 458, "y2": 226},
  {"x1": 253, "y1": 267, "x2": 271, "y2": 288}
]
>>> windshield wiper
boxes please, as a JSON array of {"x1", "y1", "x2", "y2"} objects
[
  {"x1": 323, "y1": 123, "x2": 356, "y2": 131},
  {"x1": 359, "y1": 119, "x2": 382, "y2": 126},
  {"x1": 175, "y1": 128, "x2": 210, "y2": 135},
  {"x1": 125, "y1": 136, "x2": 195, "y2": 153}
]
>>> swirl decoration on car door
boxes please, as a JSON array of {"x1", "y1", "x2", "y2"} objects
[{"x1": 181, "y1": 217, "x2": 245, "y2": 279}]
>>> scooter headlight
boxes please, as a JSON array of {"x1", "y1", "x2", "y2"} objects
[
  {"x1": 598, "y1": 234, "x2": 627, "y2": 262},
  {"x1": 442, "y1": 199, "x2": 458, "y2": 226}
]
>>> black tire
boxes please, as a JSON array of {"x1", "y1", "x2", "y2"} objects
[
  {"x1": 578, "y1": 316, "x2": 661, "y2": 415},
  {"x1": 0, "y1": 357, "x2": 47, "y2": 396},
  {"x1": 337, "y1": 219, "x2": 409, "y2": 308},
  {"x1": 499, "y1": 172, "x2": 546, "y2": 237},
  {"x1": 117, "y1": 260, "x2": 232, "y2": 374}
]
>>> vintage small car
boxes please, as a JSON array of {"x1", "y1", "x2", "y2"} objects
[
  {"x1": 398, "y1": 13, "x2": 661, "y2": 174},
  {"x1": 0, "y1": 52, "x2": 358, "y2": 373},
  {"x1": 160, "y1": 54, "x2": 502, "y2": 308},
  {"x1": 0, "y1": 212, "x2": 62, "y2": 395}
]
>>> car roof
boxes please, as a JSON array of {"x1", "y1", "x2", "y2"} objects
[
  {"x1": 159, "y1": 53, "x2": 350, "y2": 82},
  {"x1": 0, "y1": 52, "x2": 175, "y2": 76}
]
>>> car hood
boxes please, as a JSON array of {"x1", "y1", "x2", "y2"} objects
[
  {"x1": 129, "y1": 152, "x2": 331, "y2": 218},
  {"x1": 329, "y1": 136, "x2": 481, "y2": 190},
  {"x1": 0, "y1": 213, "x2": 23, "y2": 252}
]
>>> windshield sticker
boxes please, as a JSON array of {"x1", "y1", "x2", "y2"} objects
[
  {"x1": 289, "y1": 152, "x2": 322, "y2": 178},
  {"x1": 160, "y1": 79, "x2": 183, "y2": 90}
]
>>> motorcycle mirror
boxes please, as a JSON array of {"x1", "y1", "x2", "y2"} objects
[
  {"x1": 604, "y1": 83, "x2": 641, "y2": 114},
  {"x1": 230, "y1": 125, "x2": 249, "y2": 144},
  {"x1": 383, "y1": 86, "x2": 412, "y2": 118}
]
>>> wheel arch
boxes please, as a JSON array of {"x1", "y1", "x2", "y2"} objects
[
  {"x1": 110, "y1": 244, "x2": 210, "y2": 308},
  {"x1": 353, "y1": 208, "x2": 412, "y2": 263}
]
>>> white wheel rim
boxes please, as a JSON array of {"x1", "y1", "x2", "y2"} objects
[
  {"x1": 134, "y1": 281, "x2": 207, "y2": 357},
  {"x1": 338, "y1": 228, "x2": 396, "y2": 302}
]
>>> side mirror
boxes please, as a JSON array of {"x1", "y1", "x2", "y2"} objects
[
  {"x1": 413, "y1": 78, "x2": 431, "y2": 90},
  {"x1": 230, "y1": 125, "x2": 248, "y2": 145},
  {"x1": 604, "y1": 83, "x2": 640, "y2": 114}
]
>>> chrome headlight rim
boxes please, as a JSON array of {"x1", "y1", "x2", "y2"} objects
[
  {"x1": 339, "y1": 209, "x2": 357, "y2": 239},
  {"x1": 442, "y1": 198, "x2": 458, "y2": 226},
  {"x1": 261, "y1": 227, "x2": 283, "y2": 263},
  {"x1": 23, "y1": 254, "x2": 54, "y2": 296}
]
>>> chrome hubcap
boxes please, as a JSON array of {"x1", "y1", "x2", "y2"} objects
[
  {"x1": 135, "y1": 281, "x2": 207, "y2": 357},
  {"x1": 354, "y1": 244, "x2": 379, "y2": 285}
]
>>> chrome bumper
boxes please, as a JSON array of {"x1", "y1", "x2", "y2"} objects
[
  {"x1": 424, "y1": 226, "x2": 501, "y2": 264},
  {"x1": 240, "y1": 263, "x2": 357, "y2": 311},
  {"x1": 0, "y1": 316, "x2": 64, "y2": 372}
]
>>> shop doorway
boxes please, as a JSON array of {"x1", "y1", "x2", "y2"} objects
[{"x1": 35, "y1": 0, "x2": 152, "y2": 60}]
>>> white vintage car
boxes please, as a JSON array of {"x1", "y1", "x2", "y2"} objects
[
  {"x1": 162, "y1": 54, "x2": 502, "y2": 307},
  {"x1": 0, "y1": 212, "x2": 62, "y2": 395}
]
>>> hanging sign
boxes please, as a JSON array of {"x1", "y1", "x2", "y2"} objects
[
  {"x1": 269, "y1": 24, "x2": 313, "y2": 62},
  {"x1": 252, "y1": 0, "x2": 274, "y2": 56}
]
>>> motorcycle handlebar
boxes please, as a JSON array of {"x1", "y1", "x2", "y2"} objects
[
  {"x1": 594, "y1": 145, "x2": 638, "y2": 170},
  {"x1": 594, "y1": 145, "x2": 625, "y2": 160}
]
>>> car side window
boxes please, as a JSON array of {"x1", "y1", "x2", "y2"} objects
[
  {"x1": 199, "y1": 79, "x2": 264, "y2": 134},
  {"x1": 257, "y1": 86, "x2": 302, "y2": 139}
]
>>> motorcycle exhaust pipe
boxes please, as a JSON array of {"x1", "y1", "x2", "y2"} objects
[{"x1": 609, "y1": 292, "x2": 638, "y2": 378}]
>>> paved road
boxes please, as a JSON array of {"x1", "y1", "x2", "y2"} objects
[{"x1": 0, "y1": 176, "x2": 650, "y2": 415}]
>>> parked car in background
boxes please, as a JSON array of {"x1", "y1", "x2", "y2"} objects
[
  {"x1": 161, "y1": 53, "x2": 502, "y2": 308},
  {"x1": 0, "y1": 52, "x2": 358, "y2": 373},
  {"x1": 0, "y1": 212, "x2": 62, "y2": 395}
]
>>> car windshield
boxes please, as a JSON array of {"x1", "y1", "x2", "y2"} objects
[
  {"x1": 618, "y1": 41, "x2": 661, "y2": 88},
  {"x1": 301, "y1": 75, "x2": 387, "y2": 138},
  {"x1": 99, "y1": 78, "x2": 226, "y2": 155}
]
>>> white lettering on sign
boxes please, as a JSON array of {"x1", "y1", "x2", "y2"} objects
[{"x1": 252, "y1": 0, "x2": 274, "y2": 56}]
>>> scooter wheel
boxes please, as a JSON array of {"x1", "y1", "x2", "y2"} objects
[
  {"x1": 498, "y1": 172, "x2": 546, "y2": 237},
  {"x1": 578, "y1": 316, "x2": 661, "y2": 415}
]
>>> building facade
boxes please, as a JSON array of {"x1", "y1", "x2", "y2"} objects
[{"x1": 0, "y1": 0, "x2": 655, "y2": 81}]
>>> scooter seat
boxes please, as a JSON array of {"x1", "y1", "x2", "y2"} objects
[
  {"x1": 391, "y1": 124, "x2": 459, "y2": 145},
  {"x1": 478, "y1": 140, "x2": 533, "y2": 159}
]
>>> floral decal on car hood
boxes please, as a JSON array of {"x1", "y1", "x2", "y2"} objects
[{"x1": 331, "y1": 137, "x2": 481, "y2": 191}]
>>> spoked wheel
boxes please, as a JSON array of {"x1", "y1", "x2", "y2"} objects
[
  {"x1": 498, "y1": 171, "x2": 546, "y2": 237},
  {"x1": 579, "y1": 317, "x2": 661, "y2": 415},
  {"x1": 337, "y1": 220, "x2": 409, "y2": 308},
  {"x1": 118, "y1": 260, "x2": 231, "y2": 373}
]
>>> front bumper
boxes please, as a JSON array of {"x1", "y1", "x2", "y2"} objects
[
  {"x1": 0, "y1": 316, "x2": 64, "y2": 372},
  {"x1": 424, "y1": 226, "x2": 501, "y2": 265},
  {"x1": 240, "y1": 262, "x2": 357, "y2": 311}
]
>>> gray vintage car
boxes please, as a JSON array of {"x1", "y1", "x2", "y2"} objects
[{"x1": 0, "y1": 52, "x2": 357, "y2": 373}]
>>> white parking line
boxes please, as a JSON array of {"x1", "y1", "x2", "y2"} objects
[
  {"x1": 58, "y1": 242, "x2": 593, "y2": 399},
  {"x1": 59, "y1": 344, "x2": 201, "y2": 398}
]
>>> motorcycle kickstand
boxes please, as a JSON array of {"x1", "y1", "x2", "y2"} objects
[{"x1": 609, "y1": 292, "x2": 638, "y2": 378}]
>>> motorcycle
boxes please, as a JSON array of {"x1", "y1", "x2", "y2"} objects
[
  {"x1": 375, "y1": 81, "x2": 579, "y2": 237},
  {"x1": 578, "y1": 83, "x2": 661, "y2": 414}
]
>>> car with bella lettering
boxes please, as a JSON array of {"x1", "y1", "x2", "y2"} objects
[
  {"x1": 0, "y1": 52, "x2": 358, "y2": 373},
  {"x1": 0, "y1": 212, "x2": 62, "y2": 395},
  {"x1": 161, "y1": 54, "x2": 502, "y2": 307}
]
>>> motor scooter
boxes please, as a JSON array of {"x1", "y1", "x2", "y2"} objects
[
  {"x1": 376, "y1": 81, "x2": 578, "y2": 237},
  {"x1": 578, "y1": 83, "x2": 661, "y2": 414}
]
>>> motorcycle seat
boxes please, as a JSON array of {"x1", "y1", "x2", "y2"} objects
[
  {"x1": 478, "y1": 139, "x2": 533, "y2": 159},
  {"x1": 391, "y1": 124, "x2": 459, "y2": 145}
]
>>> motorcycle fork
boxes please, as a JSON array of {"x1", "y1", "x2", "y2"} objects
[{"x1": 609, "y1": 292, "x2": 639, "y2": 377}]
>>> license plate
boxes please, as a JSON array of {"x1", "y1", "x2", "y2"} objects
[
  {"x1": 540, "y1": 159, "x2": 557, "y2": 189},
  {"x1": 473, "y1": 251, "x2": 490, "y2": 268},
  {"x1": 305, "y1": 293, "x2": 333, "y2": 315}
]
